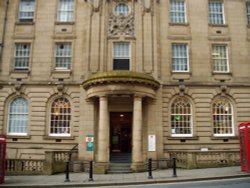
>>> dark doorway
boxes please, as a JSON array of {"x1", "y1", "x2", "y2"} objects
[{"x1": 110, "y1": 112, "x2": 132, "y2": 158}]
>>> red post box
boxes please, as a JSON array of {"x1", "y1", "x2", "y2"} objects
[
  {"x1": 238, "y1": 122, "x2": 250, "y2": 173},
  {"x1": 0, "y1": 135, "x2": 6, "y2": 184}
]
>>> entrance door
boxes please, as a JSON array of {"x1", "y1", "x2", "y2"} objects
[{"x1": 110, "y1": 112, "x2": 132, "y2": 153}]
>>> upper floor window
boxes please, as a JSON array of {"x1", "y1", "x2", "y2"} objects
[
  {"x1": 57, "y1": 0, "x2": 75, "y2": 22},
  {"x1": 19, "y1": 0, "x2": 35, "y2": 22},
  {"x1": 246, "y1": 2, "x2": 250, "y2": 25},
  {"x1": 212, "y1": 44, "x2": 229, "y2": 73},
  {"x1": 113, "y1": 43, "x2": 130, "y2": 70},
  {"x1": 14, "y1": 43, "x2": 31, "y2": 70},
  {"x1": 171, "y1": 44, "x2": 189, "y2": 72},
  {"x1": 171, "y1": 97, "x2": 193, "y2": 137},
  {"x1": 115, "y1": 3, "x2": 129, "y2": 16},
  {"x1": 170, "y1": 0, "x2": 186, "y2": 23},
  {"x1": 8, "y1": 97, "x2": 29, "y2": 135},
  {"x1": 55, "y1": 43, "x2": 72, "y2": 70},
  {"x1": 208, "y1": 0, "x2": 225, "y2": 25},
  {"x1": 50, "y1": 97, "x2": 71, "y2": 136},
  {"x1": 212, "y1": 97, "x2": 234, "y2": 136}
]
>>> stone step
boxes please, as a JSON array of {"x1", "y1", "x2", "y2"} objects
[{"x1": 108, "y1": 162, "x2": 132, "y2": 174}]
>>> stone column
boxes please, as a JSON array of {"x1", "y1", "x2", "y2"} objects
[
  {"x1": 97, "y1": 95, "x2": 109, "y2": 163},
  {"x1": 132, "y1": 95, "x2": 143, "y2": 166}
]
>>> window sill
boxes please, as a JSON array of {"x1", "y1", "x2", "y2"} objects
[
  {"x1": 55, "y1": 21, "x2": 75, "y2": 25},
  {"x1": 211, "y1": 136, "x2": 238, "y2": 140},
  {"x1": 171, "y1": 71, "x2": 192, "y2": 80},
  {"x1": 7, "y1": 135, "x2": 31, "y2": 139},
  {"x1": 51, "y1": 70, "x2": 72, "y2": 79},
  {"x1": 167, "y1": 136, "x2": 199, "y2": 140},
  {"x1": 212, "y1": 72, "x2": 232, "y2": 81},
  {"x1": 10, "y1": 70, "x2": 30, "y2": 79},
  {"x1": 209, "y1": 24, "x2": 228, "y2": 28},
  {"x1": 15, "y1": 21, "x2": 35, "y2": 25},
  {"x1": 44, "y1": 136, "x2": 75, "y2": 140},
  {"x1": 169, "y1": 23, "x2": 189, "y2": 26}
]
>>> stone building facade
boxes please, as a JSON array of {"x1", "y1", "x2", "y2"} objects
[{"x1": 0, "y1": 0, "x2": 249, "y2": 173}]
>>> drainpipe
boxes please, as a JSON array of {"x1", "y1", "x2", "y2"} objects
[{"x1": 0, "y1": 0, "x2": 9, "y2": 65}]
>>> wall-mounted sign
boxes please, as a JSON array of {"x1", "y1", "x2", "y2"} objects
[
  {"x1": 86, "y1": 134, "x2": 94, "y2": 152},
  {"x1": 148, "y1": 135, "x2": 156, "y2": 152}
]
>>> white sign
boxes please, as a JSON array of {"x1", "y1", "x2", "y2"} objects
[{"x1": 148, "y1": 135, "x2": 156, "y2": 152}]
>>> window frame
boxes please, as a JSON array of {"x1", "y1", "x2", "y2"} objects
[
  {"x1": 114, "y1": 3, "x2": 130, "y2": 16},
  {"x1": 49, "y1": 97, "x2": 71, "y2": 137},
  {"x1": 112, "y1": 42, "x2": 131, "y2": 71},
  {"x1": 18, "y1": 0, "x2": 35, "y2": 22},
  {"x1": 7, "y1": 97, "x2": 29, "y2": 136},
  {"x1": 170, "y1": 97, "x2": 193, "y2": 137},
  {"x1": 169, "y1": 0, "x2": 187, "y2": 24},
  {"x1": 246, "y1": 1, "x2": 250, "y2": 25},
  {"x1": 212, "y1": 44, "x2": 229, "y2": 73},
  {"x1": 208, "y1": 0, "x2": 225, "y2": 25},
  {"x1": 54, "y1": 43, "x2": 72, "y2": 70},
  {"x1": 57, "y1": 0, "x2": 75, "y2": 22},
  {"x1": 212, "y1": 97, "x2": 234, "y2": 137},
  {"x1": 14, "y1": 43, "x2": 31, "y2": 70},
  {"x1": 171, "y1": 43, "x2": 189, "y2": 72}
]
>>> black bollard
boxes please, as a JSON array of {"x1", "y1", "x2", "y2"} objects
[
  {"x1": 172, "y1": 157, "x2": 177, "y2": 177},
  {"x1": 89, "y1": 160, "x2": 94, "y2": 181},
  {"x1": 148, "y1": 158, "x2": 153, "y2": 179},
  {"x1": 64, "y1": 160, "x2": 70, "y2": 182}
]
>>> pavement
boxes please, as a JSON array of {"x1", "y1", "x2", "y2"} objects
[{"x1": 1, "y1": 166, "x2": 250, "y2": 188}]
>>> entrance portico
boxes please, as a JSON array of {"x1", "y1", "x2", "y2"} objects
[{"x1": 82, "y1": 71, "x2": 160, "y2": 172}]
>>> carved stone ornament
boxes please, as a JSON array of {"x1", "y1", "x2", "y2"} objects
[
  {"x1": 88, "y1": 0, "x2": 101, "y2": 12},
  {"x1": 220, "y1": 85, "x2": 228, "y2": 96},
  {"x1": 108, "y1": 14, "x2": 134, "y2": 37},
  {"x1": 143, "y1": 0, "x2": 151, "y2": 12}
]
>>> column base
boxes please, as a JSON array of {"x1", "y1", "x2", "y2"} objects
[
  {"x1": 131, "y1": 162, "x2": 146, "y2": 172},
  {"x1": 94, "y1": 162, "x2": 109, "y2": 174}
]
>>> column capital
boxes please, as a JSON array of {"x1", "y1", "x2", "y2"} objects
[
  {"x1": 99, "y1": 95, "x2": 108, "y2": 100},
  {"x1": 133, "y1": 94, "x2": 143, "y2": 100}
]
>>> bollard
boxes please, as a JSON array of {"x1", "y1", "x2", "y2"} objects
[
  {"x1": 172, "y1": 157, "x2": 177, "y2": 177},
  {"x1": 64, "y1": 160, "x2": 70, "y2": 182},
  {"x1": 88, "y1": 160, "x2": 94, "y2": 181},
  {"x1": 148, "y1": 158, "x2": 153, "y2": 179}
]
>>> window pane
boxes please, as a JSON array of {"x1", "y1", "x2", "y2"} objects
[
  {"x1": 213, "y1": 98, "x2": 234, "y2": 136},
  {"x1": 115, "y1": 3, "x2": 129, "y2": 16},
  {"x1": 14, "y1": 44, "x2": 30, "y2": 70},
  {"x1": 58, "y1": 0, "x2": 74, "y2": 22},
  {"x1": 172, "y1": 44, "x2": 188, "y2": 72},
  {"x1": 8, "y1": 97, "x2": 28, "y2": 135},
  {"x1": 19, "y1": 0, "x2": 35, "y2": 22},
  {"x1": 171, "y1": 97, "x2": 192, "y2": 136},
  {"x1": 212, "y1": 45, "x2": 228, "y2": 72},
  {"x1": 209, "y1": 0, "x2": 224, "y2": 24},
  {"x1": 50, "y1": 97, "x2": 71, "y2": 136},
  {"x1": 170, "y1": 0, "x2": 186, "y2": 23},
  {"x1": 55, "y1": 43, "x2": 72, "y2": 69},
  {"x1": 113, "y1": 43, "x2": 130, "y2": 70}
]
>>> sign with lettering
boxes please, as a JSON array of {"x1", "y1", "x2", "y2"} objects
[
  {"x1": 148, "y1": 135, "x2": 156, "y2": 152},
  {"x1": 86, "y1": 134, "x2": 94, "y2": 152}
]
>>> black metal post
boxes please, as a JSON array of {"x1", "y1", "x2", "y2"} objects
[
  {"x1": 64, "y1": 153, "x2": 72, "y2": 182},
  {"x1": 88, "y1": 160, "x2": 94, "y2": 181},
  {"x1": 148, "y1": 158, "x2": 153, "y2": 179},
  {"x1": 172, "y1": 157, "x2": 177, "y2": 177}
]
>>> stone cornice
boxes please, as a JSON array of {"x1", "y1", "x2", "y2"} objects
[{"x1": 82, "y1": 71, "x2": 160, "y2": 90}]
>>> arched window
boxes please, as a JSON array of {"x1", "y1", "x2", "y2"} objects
[
  {"x1": 212, "y1": 97, "x2": 234, "y2": 136},
  {"x1": 8, "y1": 97, "x2": 29, "y2": 135},
  {"x1": 50, "y1": 97, "x2": 71, "y2": 136},
  {"x1": 115, "y1": 3, "x2": 129, "y2": 16},
  {"x1": 170, "y1": 97, "x2": 192, "y2": 137}
]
